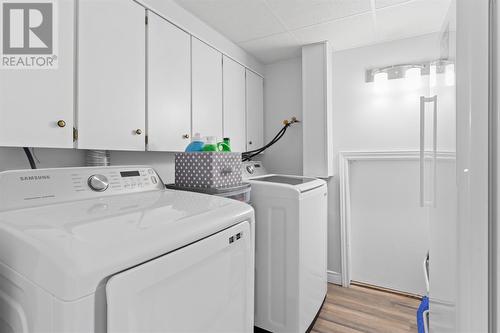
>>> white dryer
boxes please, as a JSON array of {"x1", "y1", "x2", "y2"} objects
[
  {"x1": 0, "y1": 166, "x2": 255, "y2": 333},
  {"x1": 243, "y1": 161, "x2": 328, "y2": 333}
]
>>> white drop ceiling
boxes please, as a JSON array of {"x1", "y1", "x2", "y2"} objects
[{"x1": 173, "y1": 0, "x2": 452, "y2": 64}]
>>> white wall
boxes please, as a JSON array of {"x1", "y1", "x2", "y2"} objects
[
  {"x1": 333, "y1": 34, "x2": 443, "y2": 155},
  {"x1": 262, "y1": 57, "x2": 303, "y2": 176},
  {"x1": 0, "y1": 147, "x2": 85, "y2": 172}
]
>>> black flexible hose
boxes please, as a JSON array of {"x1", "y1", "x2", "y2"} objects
[
  {"x1": 242, "y1": 130, "x2": 286, "y2": 159},
  {"x1": 243, "y1": 123, "x2": 289, "y2": 155},
  {"x1": 23, "y1": 147, "x2": 37, "y2": 169},
  {"x1": 243, "y1": 129, "x2": 287, "y2": 161},
  {"x1": 242, "y1": 125, "x2": 289, "y2": 159},
  {"x1": 242, "y1": 125, "x2": 289, "y2": 161},
  {"x1": 242, "y1": 119, "x2": 299, "y2": 161},
  {"x1": 242, "y1": 126, "x2": 287, "y2": 155}
]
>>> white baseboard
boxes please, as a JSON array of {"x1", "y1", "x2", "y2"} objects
[{"x1": 327, "y1": 270, "x2": 342, "y2": 285}]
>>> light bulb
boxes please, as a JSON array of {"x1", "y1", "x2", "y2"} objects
[
  {"x1": 430, "y1": 65, "x2": 437, "y2": 87},
  {"x1": 405, "y1": 67, "x2": 421, "y2": 89},
  {"x1": 445, "y1": 63, "x2": 455, "y2": 86},
  {"x1": 374, "y1": 72, "x2": 388, "y2": 93}
]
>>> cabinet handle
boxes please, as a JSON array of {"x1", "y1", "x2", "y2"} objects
[
  {"x1": 57, "y1": 120, "x2": 66, "y2": 128},
  {"x1": 248, "y1": 141, "x2": 253, "y2": 145},
  {"x1": 182, "y1": 134, "x2": 190, "y2": 139},
  {"x1": 135, "y1": 129, "x2": 142, "y2": 135}
]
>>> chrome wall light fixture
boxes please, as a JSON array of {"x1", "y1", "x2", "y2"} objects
[{"x1": 365, "y1": 59, "x2": 455, "y2": 83}]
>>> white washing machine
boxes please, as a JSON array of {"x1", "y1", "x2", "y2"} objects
[
  {"x1": 243, "y1": 161, "x2": 328, "y2": 333},
  {"x1": 0, "y1": 166, "x2": 255, "y2": 333}
]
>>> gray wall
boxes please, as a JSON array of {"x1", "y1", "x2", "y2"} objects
[{"x1": 262, "y1": 57, "x2": 303, "y2": 176}]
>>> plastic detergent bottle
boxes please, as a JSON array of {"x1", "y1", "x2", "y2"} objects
[
  {"x1": 218, "y1": 138, "x2": 231, "y2": 152},
  {"x1": 185, "y1": 133, "x2": 204, "y2": 152},
  {"x1": 202, "y1": 136, "x2": 218, "y2": 152}
]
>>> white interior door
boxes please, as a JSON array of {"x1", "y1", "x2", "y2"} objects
[
  {"x1": 147, "y1": 11, "x2": 191, "y2": 152},
  {"x1": 77, "y1": 0, "x2": 146, "y2": 151},
  {"x1": 106, "y1": 221, "x2": 254, "y2": 333},
  {"x1": 0, "y1": 0, "x2": 74, "y2": 148},
  {"x1": 223, "y1": 56, "x2": 246, "y2": 152},
  {"x1": 245, "y1": 70, "x2": 264, "y2": 151},
  {"x1": 428, "y1": 23, "x2": 458, "y2": 332},
  {"x1": 192, "y1": 38, "x2": 223, "y2": 140}
]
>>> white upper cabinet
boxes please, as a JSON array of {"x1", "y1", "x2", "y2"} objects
[
  {"x1": 223, "y1": 56, "x2": 246, "y2": 152},
  {"x1": 302, "y1": 42, "x2": 333, "y2": 178},
  {"x1": 0, "y1": 0, "x2": 74, "y2": 148},
  {"x1": 147, "y1": 12, "x2": 191, "y2": 152},
  {"x1": 191, "y1": 38, "x2": 223, "y2": 140},
  {"x1": 246, "y1": 70, "x2": 264, "y2": 151},
  {"x1": 77, "y1": 0, "x2": 146, "y2": 151}
]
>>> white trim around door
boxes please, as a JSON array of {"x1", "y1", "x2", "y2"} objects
[{"x1": 338, "y1": 150, "x2": 456, "y2": 287}]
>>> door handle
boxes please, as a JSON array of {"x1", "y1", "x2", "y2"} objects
[
  {"x1": 432, "y1": 95, "x2": 438, "y2": 208},
  {"x1": 420, "y1": 96, "x2": 425, "y2": 207},
  {"x1": 420, "y1": 95, "x2": 438, "y2": 207}
]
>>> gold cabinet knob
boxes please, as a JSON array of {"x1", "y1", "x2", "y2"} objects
[
  {"x1": 57, "y1": 120, "x2": 66, "y2": 128},
  {"x1": 182, "y1": 134, "x2": 190, "y2": 139},
  {"x1": 135, "y1": 129, "x2": 142, "y2": 135}
]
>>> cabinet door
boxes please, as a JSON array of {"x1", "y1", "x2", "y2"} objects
[
  {"x1": 223, "y1": 56, "x2": 246, "y2": 152},
  {"x1": 78, "y1": 0, "x2": 146, "y2": 151},
  {"x1": 0, "y1": 0, "x2": 74, "y2": 148},
  {"x1": 147, "y1": 12, "x2": 191, "y2": 152},
  {"x1": 246, "y1": 70, "x2": 264, "y2": 151},
  {"x1": 192, "y1": 38, "x2": 223, "y2": 140}
]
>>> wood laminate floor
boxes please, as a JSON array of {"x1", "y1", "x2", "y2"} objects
[{"x1": 311, "y1": 284, "x2": 420, "y2": 333}]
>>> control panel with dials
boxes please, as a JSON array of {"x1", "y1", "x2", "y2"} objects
[
  {"x1": 0, "y1": 166, "x2": 165, "y2": 211},
  {"x1": 79, "y1": 167, "x2": 160, "y2": 193},
  {"x1": 242, "y1": 161, "x2": 268, "y2": 179}
]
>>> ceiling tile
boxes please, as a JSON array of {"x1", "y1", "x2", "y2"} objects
[
  {"x1": 265, "y1": 0, "x2": 372, "y2": 30},
  {"x1": 291, "y1": 13, "x2": 377, "y2": 51},
  {"x1": 375, "y1": 0, "x2": 452, "y2": 41},
  {"x1": 173, "y1": 0, "x2": 286, "y2": 43},
  {"x1": 375, "y1": 0, "x2": 412, "y2": 9},
  {"x1": 238, "y1": 32, "x2": 302, "y2": 63}
]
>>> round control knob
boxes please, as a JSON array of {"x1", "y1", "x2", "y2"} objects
[
  {"x1": 246, "y1": 165, "x2": 255, "y2": 174},
  {"x1": 87, "y1": 174, "x2": 109, "y2": 192}
]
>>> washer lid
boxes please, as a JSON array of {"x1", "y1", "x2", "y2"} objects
[
  {"x1": 250, "y1": 175, "x2": 317, "y2": 185},
  {"x1": 0, "y1": 190, "x2": 253, "y2": 301},
  {"x1": 248, "y1": 174, "x2": 326, "y2": 194}
]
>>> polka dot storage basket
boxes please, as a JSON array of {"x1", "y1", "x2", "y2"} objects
[{"x1": 175, "y1": 152, "x2": 243, "y2": 189}]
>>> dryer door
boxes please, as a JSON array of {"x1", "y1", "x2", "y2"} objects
[{"x1": 106, "y1": 221, "x2": 253, "y2": 333}]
